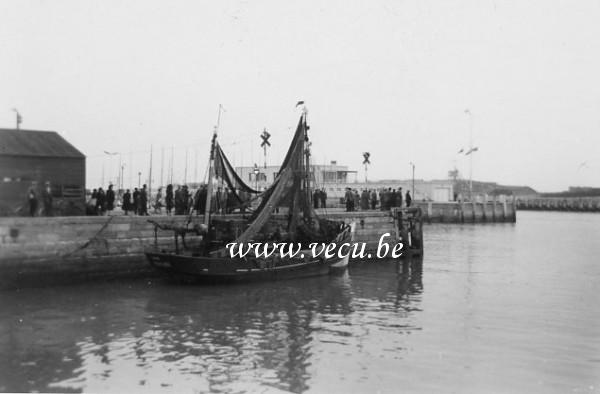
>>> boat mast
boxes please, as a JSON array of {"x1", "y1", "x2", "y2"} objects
[
  {"x1": 302, "y1": 109, "x2": 312, "y2": 222},
  {"x1": 203, "y1": 104, "x2": 224, "y2": 226}
]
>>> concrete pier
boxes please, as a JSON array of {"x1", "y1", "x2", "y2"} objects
[
  {"x1": 517, "y1": 197, "x2": 600, "y2": 212},
  {"x1": 0, "y1": 202, "x2": 514, "y2": 288},
  {"x1": 412, "y1": 200, "x2": 516, "y2": 223}
]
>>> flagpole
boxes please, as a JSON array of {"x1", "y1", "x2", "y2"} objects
[{"x1": 148, "y1": 145, "x2": 153, "y2": 199}]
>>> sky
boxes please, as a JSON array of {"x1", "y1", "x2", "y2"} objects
[{"x1": 1, "y1": 0, "x2": 599, "y2": 192}]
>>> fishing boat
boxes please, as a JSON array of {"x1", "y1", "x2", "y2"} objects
[{"x1": 145, "y1": 108, "x2": 355, "y2": 283}]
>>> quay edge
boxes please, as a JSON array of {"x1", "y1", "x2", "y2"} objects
[{"x1": 0, "y1": 201, "x2": 515, "y2": 289}]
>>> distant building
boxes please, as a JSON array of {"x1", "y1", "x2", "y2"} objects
[
  {"x1": 0, "y1": 128, "x2": 86, "y2": 216},
  {"x1": 236, "y1": 161, "x2": 358, "y2": 190},
  {"x1": 236, "y1": 161, "x2": 454, "y2": 205}
]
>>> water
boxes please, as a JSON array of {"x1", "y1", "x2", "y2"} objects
[{"x1": 1, "y1": 211, "x2": 599, "y2": 393}]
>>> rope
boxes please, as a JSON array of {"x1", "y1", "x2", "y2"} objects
[{"x1": 61, "y1": 215, "x2": 114, "y2": 259}]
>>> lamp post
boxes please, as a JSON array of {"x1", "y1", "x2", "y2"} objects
[
  {"x1": 120, "y1": 164, "x2": 125, "y2": 191},
  {"x1": 465, "y1": 109, "x2": 473, "y2": 200},
  {"x1": 409, "y1": 162, "x2": 415, "y2": 198},
  {"x1": 138, "y1": 172, "x2": 141, "y2": 188},
  {"x1": 12, "y1": 108, "x2": 22, "y2": 130},
  {"x1": 104, "y1": 151, "x2": 119, "y2": 187},
  {"x1": 253, "y1": 163, "x2": 259, "y2": 191}
]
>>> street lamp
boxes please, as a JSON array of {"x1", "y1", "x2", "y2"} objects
[
  {"x1": 464, "y1": 109, "x2": 474, "y2": 200},
  {"x1": 409, "y1": 162, "x2": 415, "y2": 198},
  {"x1": 253, "y1": 163, "x2": 260, "y2": 191},
  {"x1": 138, "y1": 172, "x2": 141, "y2": 188},
  {"x1": 120, "y1": 164, "x2": 125, "y2": 191},
  {"x1": 12, "y1": 108, "x2": 22, "y2": 130}
]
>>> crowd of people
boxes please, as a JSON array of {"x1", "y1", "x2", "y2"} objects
[
  {"x1": 83, "y1": 183, "x2": 414, "y2": 216},
  {"x1": 26, "y1": 182, "x2": 54, "y2": 217},
  {"x1": 343, "y1": 187, "x2": 412, "y2": 212},
  {"x1": 85, "y1": 183, "x2": 255, "y2": 216}
]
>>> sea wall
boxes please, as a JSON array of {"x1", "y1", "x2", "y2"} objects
[
  {"x1": 0, "y1": 215, "x2": 199, "y2": 288},
  {"x1": 0, "y1": 203, "x2": 514, "y2": 288},
  {"x1": 413, "y1": 201, "x2": 516, "y2": 223},
  {"x1": 517, "y1": 197, "x2": 600, "y2": 212}
]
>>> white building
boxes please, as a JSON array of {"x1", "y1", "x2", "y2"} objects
[{"x1": 235, "y1": 161, "x2": 454, "y2": 205}]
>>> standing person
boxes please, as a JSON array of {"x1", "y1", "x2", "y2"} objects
[
  {"x1": 344, "y1": 188, "x2": 353, "y2": 212},
  {"x1": 174, "y1": 186, "x2": 183, "y2": 215},
  {"x1": 96, "y1": 187, "x2": 106, "y2": 215},
  {"x1": 154, "y1": 187, "x2": 163, "y2": 214},
  {"x1": 320, "y1": 188, "x2": 327, "y2": 209},
  {"x1": 313, "y1": 189, "x2": 320, "y2": 209},
  {"x1": 133, "y1": 188, "x2": 140, "y2": 215},
  {"x1": 390, "y1": 188, "x2": 397, "y2": 208},
  {"x1": 397, "y1": 187, "x2": 403, "y2": 208},
  {"x1": 165, "y1": 184, "x2": 174, "y2": 215},
  {"x1": 42, "y1": 182, "x2": 53, "y2": 216},
  {"x1": 360, "y1": 189, "x2": 370, "y2": 210},
  {"x1": 379, "y1": 188, "x2": 387, "y2": 211},
  {"x1": 369, "y1": 189, "x2": 377, "y2": 210},
  {"x1": 122, "y1": 189, "x2": 131, "y2": 215},
  {"x1": 28, "y1": 186, "x2": 38, "y2": 217},
  {"x1": 90, "y1": 189, "x2": 98, "y2": 215},
  {"x1": 182, "y1": 185, "x2": 191, "y2": 214},
  {"x1": 405, "y1": 190, "x2": 412, "y2": 207},
  {"x1": 194, "y1": 185, "x2": 207, "y2": 215},
  {"x1": 106, "y1": 184, "x2": 115, "y2": 215},
  {"x1": 140, "y1": 184, "x2": 148, "y2": 216}
]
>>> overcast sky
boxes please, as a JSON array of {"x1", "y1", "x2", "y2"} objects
[{"x1": 1, "y1": 0, "x2": 599, "y2": 192}]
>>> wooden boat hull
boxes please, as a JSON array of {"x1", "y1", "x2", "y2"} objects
[
  {"x1": 145, "y1": 251, "x2": 346, "y2": 283},
  {"x1": 146, "y1": 224, "x2": 354, "y2": 283}
]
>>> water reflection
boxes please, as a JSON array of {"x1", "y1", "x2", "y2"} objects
[{"x1": 0, "y1": 259, "x2": 423, "y2": 393}]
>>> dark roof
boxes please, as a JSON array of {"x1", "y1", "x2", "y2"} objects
[{"x1": 0, "y1": 128, "x2": 85, "y2": 158}]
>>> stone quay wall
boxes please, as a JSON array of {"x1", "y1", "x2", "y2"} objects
[{"x1": 0, "y1": 202, "x2": 514, "y2": 289}]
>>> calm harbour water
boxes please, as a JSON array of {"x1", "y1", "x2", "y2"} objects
[{"x1": 1, "y1": 211, "x2": 599, "y2": 393}]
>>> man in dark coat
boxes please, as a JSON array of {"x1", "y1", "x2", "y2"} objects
[
  {"x1": 405, "y1": 190, "x2": 412, "y2": 207},
  {"x1": 28, "y1": 187, "x2": 38, "y2": 217},
  {"x1": 320, "y1": 188, "x2": 327, "y2": 209},
  {"x1": 370, "y1": 189, "x2": 378, "y2": 210},
  {"x1": 390, "y1": 189, "x2": 397, "y2": 208},
  {"x1": 96, "y1": 187, "x2": 106, "y2": 215},
  {"x1": 133, "y1": 188, "x2": 140, "y2": 215},
  {"x1": 122, "y1": 189, "x2": 131, "y2": 215},
  {"x1": 344, "y1": 188, "x2": 353, "y2": 212},
  {"x1": 106, "y1": 184, "x2": 115, "y2": 214},
  {"x1": 397, "y1": 187, "x2": 403, "y2": 208},
  {"x1": 181, "y1": 185, "x2": 190, "y2": 214},
  {"x1": 174, "y1": 186, "x2": 183, "y2": 215},
  {"x1": 139, "y1": 184, "x2": 148, "y2": 216},
  {"x1": 313, "y1": 189, "x2": 320, "y2": 209},
  {"x1": 360, "y1": 189, "x2": 370, "y2": 210},
  {"x1": 165, "y1": 184, "x2": 174, "y2": 215}
]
